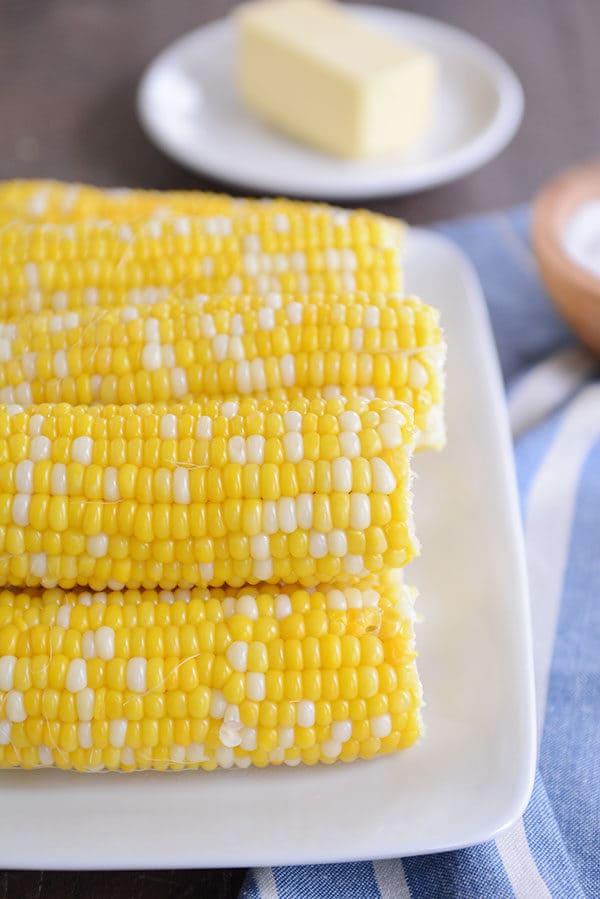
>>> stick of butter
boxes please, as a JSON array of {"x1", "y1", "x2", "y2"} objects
[{"x1": 235, "y1": 0, "x2": 437, "y2": 160}]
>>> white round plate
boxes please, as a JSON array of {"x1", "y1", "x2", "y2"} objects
[{"x1": 137, "y1": 6, "x2": 524, "y2": 199}]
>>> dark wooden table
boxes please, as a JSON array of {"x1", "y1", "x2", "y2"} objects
[{"x1": 1, "y1": 0, "x2": 599, "y2": 895}]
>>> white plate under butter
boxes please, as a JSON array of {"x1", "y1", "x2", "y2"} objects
[
  {"x1": 0, "y1": 230, "x2": 535, "y2": 869},
  {"x1": 137, "y1": 7, "x2": 524, "y2": 199}
]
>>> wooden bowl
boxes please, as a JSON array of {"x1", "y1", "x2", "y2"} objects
[{"x1": 532, "y1": 159, "x2": 600, "y2": 353}]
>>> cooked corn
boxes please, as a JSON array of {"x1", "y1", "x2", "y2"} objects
[
  {"x1": 0, "y1": 575, "x2": 422, "y2": 771},
  {"x1": 0, "y1": 395, "x2": 416, "y2": 591},
  {"x1": 0, "y1": 180, "x2": 404, "y2": 242},
  {"x1": 0, "y1": 291, "x2": 444, "y2": 448}
]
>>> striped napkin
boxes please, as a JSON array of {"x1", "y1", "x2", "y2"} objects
[{"x1": 240, "y1": 206, "x2": 599, "y2": 899}]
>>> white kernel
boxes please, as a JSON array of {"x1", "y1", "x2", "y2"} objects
[
  {"x1": 15, "y1": 383, "x2": 32, "y2": 405},
  {"x1": 327, "y1": 529, "x2": 348, "y2": 557},
  {"x1": 309, "y1": 531, "x2": 327, "y2": 559},
  {"x1": 278, "y1": 727, "x2": 294, "y2": 749},
  {"x1": 236, "y1": 360, "x2": 251, "y2": 394},
  {"x1": 250, "y1": 533, "x2": 270, "y2": 561},
  {"x1": 86, "y1": 534, "x2": 108, "y2": 558},
  {"x1": 38, "y1": 744, "x2": 54, "y2": 765},
  {"x1": 253, "y1": 558, "x2": 273, "y2": 580},
  {"x1": 296, "y1": 700, "x2": 315, "y2": 727},
  {"x1": 82, "y1": 630, "x2": 95, "y2": 660},
  {"x1": 407, "y1": 359, "x2": 428, "y2": 391},
  {"x1": 142, "y1": 342, "x2": 161, "y2": 371},
  {"x1": 244, "y1": 253, "x2": 260, "y2": 277},
  {"x1": 371, "y1": 457, "x2": 397, "y2": 494},
  {"x1": 244, "y1": 233, "x2": 262, "y2": 253},
  {"x1": 126, "y1": 657, "x2": 147, "y2": 693},
  {"x1": 30, "y1": 435, "x2": 50, "y2": 461},
  {"x1": 160, "y1": 413, "x2": 178, "y2": 439},
  {"x1": 221, "y1": 401, "x2": 238, "y2": 419},
  {"x1": 331, "y1": 719, "x2": 353, "y2": 743},
  {"x1": 351, "y1": 328, "x2": 364, "y2": 351},
  {"x1": 66, "y1": 659, "x2": 87, "y2": 693},
  {"x1": 196, "y1": 415, "x2": 212, "y2": 439},
  {"x1": 170, "y1": 367, "x2": 188, "y2": 398},
  {"x1": 30, "y1": 552, "x2": 47, "y2": 577},
  {"x1": 332, "y1": 457, "x2": 352, "y2": 492},
  {"x1": 24, "y1": 261, "x2": 39, "y2": 287},
  {"x1": 0, "y1": 720, "x2": 11, "y2": 744},
  {"x1": 339, "y1": 431, "x2": 361, "y2": 458},
  {"x1": 285, "y1": 302, "x2": 302, "y2": 327},
  {"x1": 371, "y1": 713, "x2": 392, "y2": 738},
  {"x1": 236, "y1": 594, "x2": 259, "y2": 619},
  {"x1": 56, "y1": 604, "x2": 72, "y2": 628},
  {"x1": 210, "y1": 689, "x2": 227, "y2": 719},
  {"x1": 296, "y1": 494, "x2": 313, "y2": 530},
  {"x1": 321, "y1": 739, "x2": 342, "y2": 759},
  {"x1": 214, "y1": 746, "x2": 234, "y2": 768},
  {"x1": 72, "y1": 435, "x2": 93, "y2": 465},
  {"x1": 173, "y1": 468, "x2": 191, "y2": 504},
  {"x1": 230, "y1": 313, "x2": 244, "y2": 337},
  {"x1": 364, "y1": 306, "x2": 380, "y2": 328},
  {"x1": 120, "y1": 747, "x2": 135, "y2": 767},
  {"x1": 285, "y1": 757, "x2": 301, "y2": 767},
  {"x1": 200, "y1": 562, "x2": 214, "y2": 581},
  {"x1": 381, "y1": 406, "x2": 406, "y2": 425},
  {"x1": 21, "y1": 352, "x2": 37, "y2": 380},
  {"x1": 222, "y1": 596, "x2": 236, "y2": 619},
  {"x1": 290, "y1": 251, "x2": 306, "y2": 271},
  {"x1": 257, "y1": 306, "x2": 275, "y2": 330},
  {"x1": 121, "y1": 306, "x2": 138, "y2": 323},
  {"x1": 282, "y1": 432, "x2": 303, "y2": 465},
  {"x1": 275, "y1": 594, "x2": 292, "y2": 620},
  {"x1": 52, "y1": 349, "x2": 68, "y2": 379},
  {"x1": 109, "y1": 718, "x2": 127, "y2": 749},
  {"x1": 325, "y1": 247, "x2": 340, "y2": 270},
  {"x1": 187, "y1": 743, "x2": 207, "y2": 763},
  {"x1": 27, "y1": 414, "x2": 44, "y2": 436},
  {"x1": 0, "y1": 388, "x2": 15, "y2": 403},
  {"x1": 219, "y1": 722, "x2": 243, "y2": 748},
  {"x1": 269, "y1": 747, "x2": 285, "y2": 763},
  {"x1": 262, "y1": 500, "x2": 278, "y2": 535},
  {"x1": 265, "y1": 291, "x2": 283, "y2": 308},
  {"x1": 246, "y1": 672, "x2": 266, "y2": 702},
  {"x1": 103, "y1": 467, "x2": 119, "y2": 501},
  {"x1": 341, "y1": 272, "x2": 356, "y2": 291},
  {"x1": 326, "y1": 588, "x2": 347, "y2": 611},
  {"x1": 12, "y1": 494, "x2": 30, "y2": 526},
  {"x1": 226, "y1": 641, "x2": 248, "y2": 672},
  {"x1": 226, "y1": 273, "x2": 241, "y2": 293},
  {"x1": 90, "y1": 375, "x2": 102, "y2": 399},
  {"x1": 0, "y1": 656, "x2": 16, "y2": 691},
  {"x1": 339, "y1": 411, "x2": 361, "y2": 433},
  {"x1": 350, "y1": 494, "x2": 370, "y2": 529},
  {"x1": 15, "y1": 460, "x2": 34, "y2": 494},
  {"x1": 250, "y1": 357, "x2": 267, "y2": 391},
  {"x1": 144, "y1": 317, "x2": 160, "y2": 342},
  {"x1": 341, "y1": 248, "x2": 358, "y2": 269},
  {"x1": 76, "y1": 688, "x2": 95, "y2": 722},
  {"x1": 227, "y1": 335, "x2": 244, "y2": 362},
  {"x1": 272, "y1": 213, "x2": 290, "y2": 232},
  {"x1": 279, "y1": 354, "x2": 295, "y2": 387},
  {"x1": 201, "y1": 313, "x2": 216, "y2": 339},
  {"x1": 283, "y1": 410, "x2": 302, "y2": 432},
  {"x1": 378, "y1": 422, "x2": 403, "y2": 449},
  {"x1": 228, "y1": 435, "x2": 246, "y2": 464},
  {"x1": 6, "y1": 690, "x2": 26, "y2": 723},
  {"x1": 273, "y1": 253, "x2": 289, "y2": 273},
  {"x1": 95, "y1": 625, "x2": 116, "y2": 661},
  {"x1": 344, "y1": 554, "x2": 364, "y2": 575},
  {"x1": 246, "y1": 434, "x2": 265, "y2": 464},
  {"x1": 346, "y1": 589, "x2": 362, "y2": 613},
  {"x1": 278, "y1": 497, "x2": 297, "y2": 533}
]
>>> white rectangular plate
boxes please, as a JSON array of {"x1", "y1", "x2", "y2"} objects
[{"x1": 0, "y1": 229, "x2": 536, "y2": 870}]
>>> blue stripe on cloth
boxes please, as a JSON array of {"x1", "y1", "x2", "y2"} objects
[
  {"x1": 402, "y1": 841, "x2": 515, "y2": 899},
  {"x1": 273, "y1": 862, "x2": 381, "y2": 899},
  {"x1": 239, "y1": 871, "x2": 261, "y2": 899},
  {"x1": 433, "y1": 207, "x2": 572, "y2": 381},
  {"x1": 532, "y1": 439, "x2": 600, "y2": 897},
  {"x1": 513, "y1": 406, "x2": 566, "y2": 516}
]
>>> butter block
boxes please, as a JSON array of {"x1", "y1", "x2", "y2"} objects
[{"x1": 235, "y1": 0, "x2": 437, "y2": 159}]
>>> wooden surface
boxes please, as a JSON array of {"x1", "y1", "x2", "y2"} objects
[{"x1": 0, "y1": 0, "x2": 599, "y2": 895}]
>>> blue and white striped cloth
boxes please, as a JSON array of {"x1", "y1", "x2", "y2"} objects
[{"x1": 240, "y1": 206, "x2": 600, "y2": 899}]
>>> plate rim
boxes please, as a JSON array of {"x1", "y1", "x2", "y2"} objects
[
  {"x1": 136, "y1": 6, "x2": 525, "y2": 199},
  {"x1": 0, "y1": 230, "x2": 536, "y2": 870}
]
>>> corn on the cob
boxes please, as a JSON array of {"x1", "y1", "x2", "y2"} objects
[
  {"x1": 0, "y1": 180, "x2": 404, "y2": 242},
  {"x1": 0, "y1": 211, "x2": 403, "y2": 320},
  {"x1": 0, "y1": 575, "x2": 422, "y2": 771},
  {"x1": 0, "y1": 291, "x2": 444, "y2": 449},
  {"x1": 0, "y1": 395, "x2": 416, "y2": 591}
]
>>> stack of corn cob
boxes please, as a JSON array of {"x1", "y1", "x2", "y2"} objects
[{"x1": 0, "y1": 180, "x2": 445, "y2": 772}]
